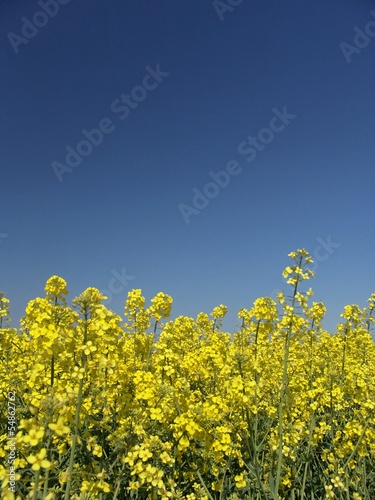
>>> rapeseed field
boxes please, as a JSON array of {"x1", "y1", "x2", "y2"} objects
[{"x1": 1, "y1": 249, "x2": 374, "y2": 499}]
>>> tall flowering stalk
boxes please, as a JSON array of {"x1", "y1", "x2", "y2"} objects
[
  {"x1": 64, "y1": 287, "x2": 104, "y2": 500},
  {"x1": 274, "y1": 249, "x2": 314, "y2": 498},
  {"x1": 0, "y1": 291, "x2": 10, "y2": 328}
]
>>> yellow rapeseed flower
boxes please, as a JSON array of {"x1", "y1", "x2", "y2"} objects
[{"x1": 26, "y1": 448, "x2": 51, "y2": 471}]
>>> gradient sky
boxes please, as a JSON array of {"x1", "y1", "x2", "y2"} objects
[{"x1": 1, "y1": 0, "x2": 374, "y2": 335}]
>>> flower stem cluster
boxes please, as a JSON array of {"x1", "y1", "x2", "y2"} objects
[{"x1": 1, "y1": 249, "x2": 374, "y2": 499}]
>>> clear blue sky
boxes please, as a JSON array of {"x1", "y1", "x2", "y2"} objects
[{"x1": 1, "y1": 0, "x2": 374, "y2": 334}]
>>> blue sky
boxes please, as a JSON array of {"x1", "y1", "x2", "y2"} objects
[{"x1": 1, "y1": 0, "x2": 374, "y2": 334}]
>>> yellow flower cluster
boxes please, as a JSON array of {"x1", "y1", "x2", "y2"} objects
[
  {"x1": 1, "y1": 249, "x2": 375, "y2": 499},
  {"x1": 0, "y1": 292, "x2": 10, "y2": 327}
]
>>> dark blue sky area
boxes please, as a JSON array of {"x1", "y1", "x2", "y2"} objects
[{"x1": 1, "y1": 0, "x2": 374, "y2": 333}]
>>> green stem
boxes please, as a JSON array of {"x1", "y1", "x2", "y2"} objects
[
  {"x1": 197, "y1": 470, "x2": 215, "y2": 500},
  {"x1": 300, "y1": 413, "x2": 315, "y2": 499},
  {"x1": 50, "y1": 353, "x2": 54, "y2": 387},
  {"x1": 64, "y1": 310, "x2": 88, "y2": 499},
  {"x1": 341, "y1": 322, "x2": 349, "y2": 380},
  {"x1": 275, "y1": 257, "x2": 302, "y2": 497},
  {"x1": 64, "y1": 377, "x2": 84, "y2": 499},
  {"x1": 32, "y1": 469, "x2": 41, "y2": 500}
]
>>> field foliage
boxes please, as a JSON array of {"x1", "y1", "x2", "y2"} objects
[{"x1": 1, "y1": 249, "x2": 375, "y2": 499}]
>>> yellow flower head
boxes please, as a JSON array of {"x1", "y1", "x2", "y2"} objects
[
  {"x1": 0, "y1": 292, "x2": 10, "y2": 323},
  {"x1": 252, "y1": 297, "x2": 278, "y2": 321},
  {"x1": 124, "y1": 289, "x2": 146, "y2": 316},
  {"x1": 149, "y1": 292, "x2": 173, "y2": 321},
  {"x1": 26, "y1": 448, "x2": 51, "y2": 471},
  {"x1": 45, "y1": 276, "x2": 68, "y2": 303},
  {"x1": 48, "y1": 417, "x2": 70, "y2": 437},
  {"x1": 23, "y1": 426, "x2": 44, "y2": 446},
  {"x1": 210, "y1": 304, "x2": 228, "y2": 319}
]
